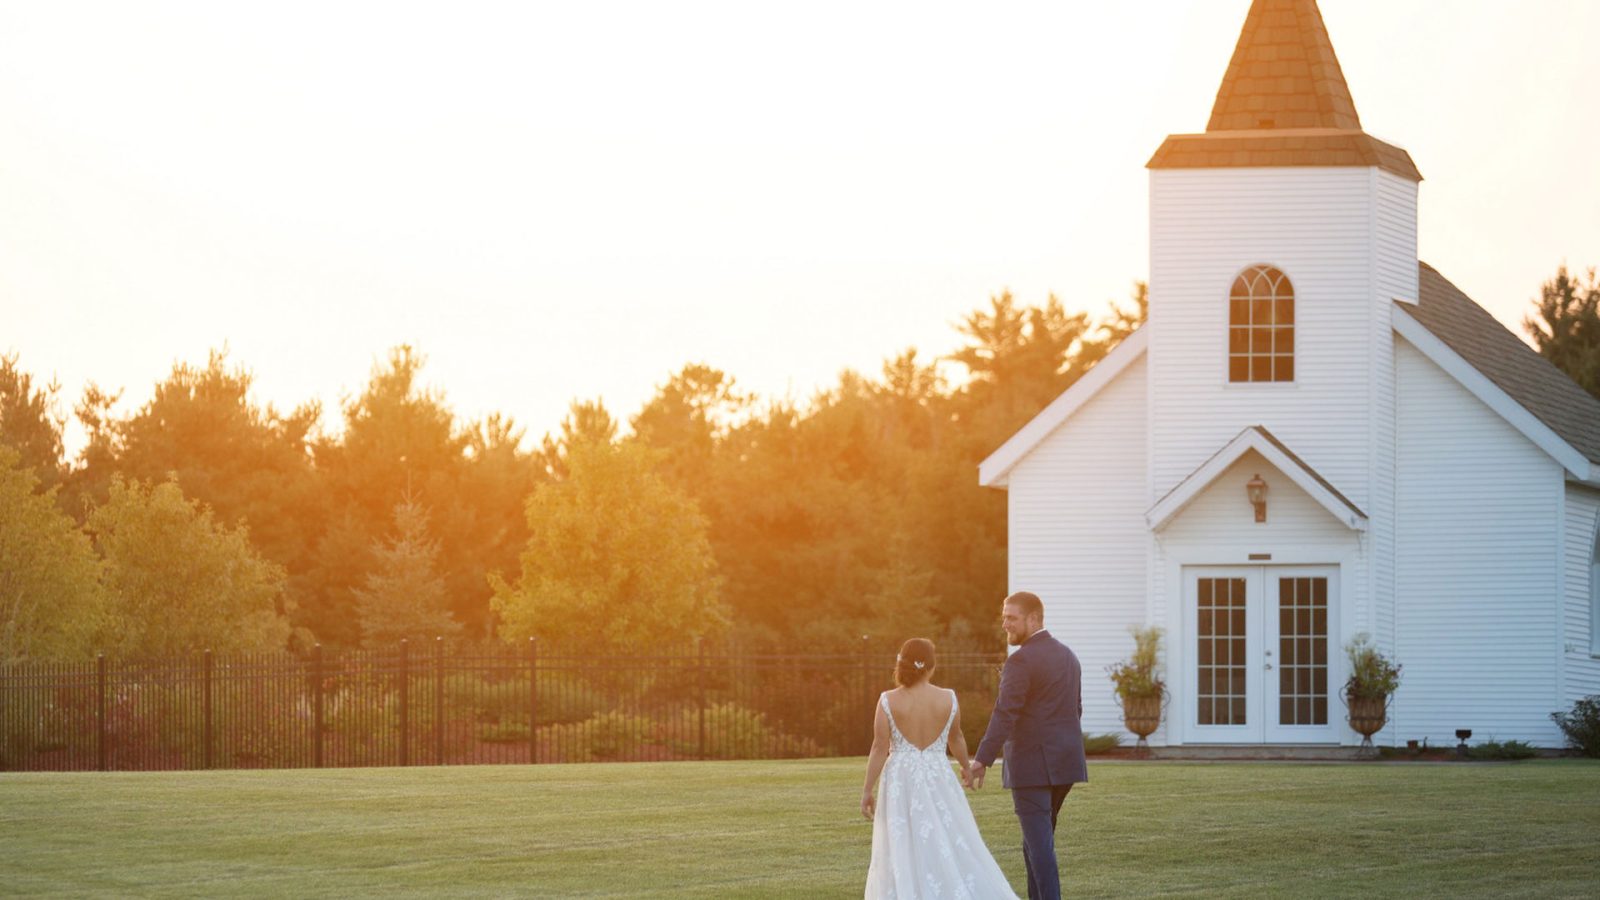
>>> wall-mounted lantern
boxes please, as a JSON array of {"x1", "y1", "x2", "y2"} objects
[{"x1": 1246, "y1": 473, "x2": 1268, "y2": 522}]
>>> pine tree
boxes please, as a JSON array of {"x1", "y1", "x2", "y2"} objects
[
  {"x1": 1524, "y1": 265, "x2": 1600, "y2": 400},
  {"x1": 0, "y1": 354, "x2": 67, "y2": 494},
  {"x1": 354, "y1": 497, "x2": 461, "y2": 649}
]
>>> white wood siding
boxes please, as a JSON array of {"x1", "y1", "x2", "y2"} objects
[
  {"x1": 1149, "y1": 168, "x2": 1377, "y2": 503},
  {"x1": 1007, "y1": 357, "x2": 1148, "y2": 741},
  {"x1": 1563, "y1": 484, "x2": 1600, "y2": 704},
  {"x1": 1374, "y1": 173, "x2": 1418, "y2": 306},
  {"x1": 1395, "y1": 339, "x2": 1564, "y2": 746},
  {"x1": 1148, "y1": 168, "x2": 1387, "y2": 647},
  {"x1": 1369, "y1": 172, "x2": 1417, "y2": 668}
]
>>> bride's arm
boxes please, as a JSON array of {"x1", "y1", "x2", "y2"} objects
[
  {"x1": 947, "y1": 703, "x2": 973, "y2": 785},
  {"x1": 861, "y1": 701, "x2": 891, "y2": 819}
]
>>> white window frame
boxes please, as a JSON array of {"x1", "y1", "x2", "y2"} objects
[{"x1": 1590, "y1": 515, "x2": 1600, "y2": 656}]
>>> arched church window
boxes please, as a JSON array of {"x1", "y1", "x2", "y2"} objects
[{"x1": 1228, "y1": 265, "x2": 1295, "y2": 383}]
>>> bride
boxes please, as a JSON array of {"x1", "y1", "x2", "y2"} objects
[{"x1": 861, "y1": 638, "x2": 1019, "y2": 899}]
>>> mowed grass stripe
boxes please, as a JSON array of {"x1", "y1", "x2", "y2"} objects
[{"x1": 2, "y1": 759, "x2": 1597, "y2": 898}]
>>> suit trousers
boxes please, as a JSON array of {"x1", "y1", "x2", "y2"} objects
[{"x1": 1011, "y1": 784, "x2": 1071, "y2": 900}]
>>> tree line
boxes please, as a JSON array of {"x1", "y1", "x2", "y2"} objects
[{"x1": 2, "y1": 264, "x2": 1594, "y2": 664}]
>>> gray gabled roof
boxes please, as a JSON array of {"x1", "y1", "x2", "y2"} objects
[
  {"x1": 1406, "y1": 262, "x2": 1600, "y2": 467},
  {"x1": 1251, "y1": 426, "x2": 1366, "y2": 519},
  {"x1": 1145, "y1": 425, "x2": 1368, "y2": 531}
]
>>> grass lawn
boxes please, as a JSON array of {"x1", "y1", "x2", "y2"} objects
[{"x1": 2, "y1": 758, "x2": 1597, "y2": 898}]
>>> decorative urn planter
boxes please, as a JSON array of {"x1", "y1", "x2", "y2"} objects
[
  {"x1": 1121, "y1": 694, "x2": 1162, "y2": 753},
  {"x1": 1345, "y1": 694, "x2": 1388, "y2": 758},
  {"x1": 1106, "y1": 626, "x2": 1166, "y2": 758},
  {"x1": 1342, "y1": 634, "x2": 1402, "y2": 760}
]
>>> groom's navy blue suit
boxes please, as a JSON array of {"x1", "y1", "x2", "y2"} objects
[{"x1": 975, "y1": 630, "x2": 1087, "y2": 900}]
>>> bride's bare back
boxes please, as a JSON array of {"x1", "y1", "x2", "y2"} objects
[
  {"x1": 884, "y1": 682, "x2": 957, "y2": 750},
  {"x1": 862, "y1": 678, "x2": 1017, "y2": 898}
]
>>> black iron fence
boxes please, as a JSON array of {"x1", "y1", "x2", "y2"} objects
[{"x1": 0, "y1": 639, "x2": 1004, "y2": 772}]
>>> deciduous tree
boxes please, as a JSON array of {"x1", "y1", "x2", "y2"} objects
[
  {"x1": 88, "y1": 477, "x2": 290, "y2": 657},
  {"x1": 492, "y1": 439, "x2": 725, "y2": 653},
  {"x1": 0, "y1": 446, "x2": 104, "y2": 665},
  {"x1": 64, "y1": 352, "x2": 323, "y2": 643}
]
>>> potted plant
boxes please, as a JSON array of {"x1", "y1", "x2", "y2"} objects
[
  {"x1": 1106, "y1": 626, "x2": 1164, "y2": 755},
  {"x1": 1342, "y1": 633, "x2": 1401, "y2": 758}
]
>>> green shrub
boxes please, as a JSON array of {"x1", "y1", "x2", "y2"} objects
[
  {"x1": 534, "y1": 675, "x2": 607, "y2": 726},
  {"x1": 227, "y1": 720, "x2": 306, "y2": 767},
  {"x1": 478, "y1": 722, "x2": 531, "y2": 744},
  {"x1": 1, "y1": 690, "x2": 89, "y2": 767},
  {"x1": 671, "y1": 703, "x2": 824, "y2": 760},
  {"x1": 323, "y1": 683, "x2": 397, "y2": 746},
  {"x1": 441, "y1": 673, "x2": 528, "y2": 723},
  {"x1": 1466, "y1": 739, "x2": 1539, "y2": 761},
  {"x1": 1084, "y1": 733, "x2": 1123, "y2": 755},
  {"x1": 535, "y1": 711, "x2": 657, "y2": 763},
  {"x1": 441, "y1": 672, "x2": 600, "y2": 726},
  {"x1": 209, "y1": 676, "x2": 311, "y2": 767},
  {"x1": 1551, "y1": 695, "x2": 1600, "y2": 758}
]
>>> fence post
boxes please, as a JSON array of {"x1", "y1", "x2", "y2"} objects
[
  {"x1": 861, "y1": 635, "x2": 872, "y2": 755},
  {"x1": 398, "y1": 640, "x2": 410, "y2": 767},
  {"x1": 312, "y1": 644, "x2": 324, "y2": 768},
  {"x1": 96, "y1": 654, "x2": 107, "y2": 772},
  {"x1": 203, "y1": 650, "x2": 213, "y2": 770},
  {"x1": 697, "y1": 637, "x2": 707, "y2": 760},
  {"x1": 434, "y1": 637, "x2": 445, "y2": 766},
  {"x1": 527, "y1": 637, "x2": 538, "y2": 765}
]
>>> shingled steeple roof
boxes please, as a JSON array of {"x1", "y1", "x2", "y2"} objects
[
  {"x1": 1148, "y1": 0, "x2": 1420, "y2": 181},
  {"x1": 1207, "y1": 0, "x2": 1360, "y2": 131}
]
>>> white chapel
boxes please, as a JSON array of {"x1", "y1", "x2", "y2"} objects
[{"x1": 980, "y1": 0, "x2": 1600, "y2": 749}]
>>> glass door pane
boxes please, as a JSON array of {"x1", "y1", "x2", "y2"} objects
[
  {"x1": 1183, "y1": 568, "x2": 1263, "y2": 744},
  {"x1": 1276, "y1": 577, "x2": 1328, "y2": 726},
  {"x1": 1263, "y1": 567, "x2": 1339, "y2": 743},
  {"x1": 1197, "y1": 577, "x2": 1249, "y2": 726}
]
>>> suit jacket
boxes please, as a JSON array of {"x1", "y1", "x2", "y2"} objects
[{"x1": 974, "y1": 629, "x2": 1088, "y2": 788}]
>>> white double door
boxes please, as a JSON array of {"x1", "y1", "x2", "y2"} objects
[{"x1": 1181, "y1": 566, "x2": 1339, "y2": 744}]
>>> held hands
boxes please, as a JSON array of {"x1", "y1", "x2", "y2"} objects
[
  {"x1": 861, "y1": 791, "x2": 876, "y2": 820},
  {"x1": 968, "y1": 761, "x2": 987, "y2": 789}
]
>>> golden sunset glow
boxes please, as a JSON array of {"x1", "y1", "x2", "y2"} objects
[
  {"x1": 5, "y1": 4, "x2": 1599, "y2": 895},
  {"x1": 2, "y1": 0, "x2": 1595, "y2": 453}
]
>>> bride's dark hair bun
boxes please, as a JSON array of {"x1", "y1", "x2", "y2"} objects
[{"x1": 894, "y1": 638, "x2": 936, "y2": 687}]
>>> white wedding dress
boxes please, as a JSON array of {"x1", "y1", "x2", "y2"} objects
[{"x1": 865, "y1": 689, "x2": 1020, "y2": 900}]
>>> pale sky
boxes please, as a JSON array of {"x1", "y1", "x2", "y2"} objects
[{"x1": 3, "y1": 0, "x2": 1597, "y2": 456}]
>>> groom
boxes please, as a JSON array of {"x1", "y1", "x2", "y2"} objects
[{"x1": 969, "y1": 591, "x2": 1087, "y2": 900}]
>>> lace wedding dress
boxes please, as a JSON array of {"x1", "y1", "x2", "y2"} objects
[{"x1": 864, "y1": 689, "x2": 1019, "y2": 900}]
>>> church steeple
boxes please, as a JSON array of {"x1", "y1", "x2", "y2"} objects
[
  {"x1": 1148, "y1": 0, "x2": 1420, "y2": 181},
  {"x1": 1207, "y1": 0, "x2": 1360, "y2": 132}
]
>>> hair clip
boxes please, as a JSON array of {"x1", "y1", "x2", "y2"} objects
[{"x1": 913, "y1": 661, "x2": 925, "y2": 669}]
